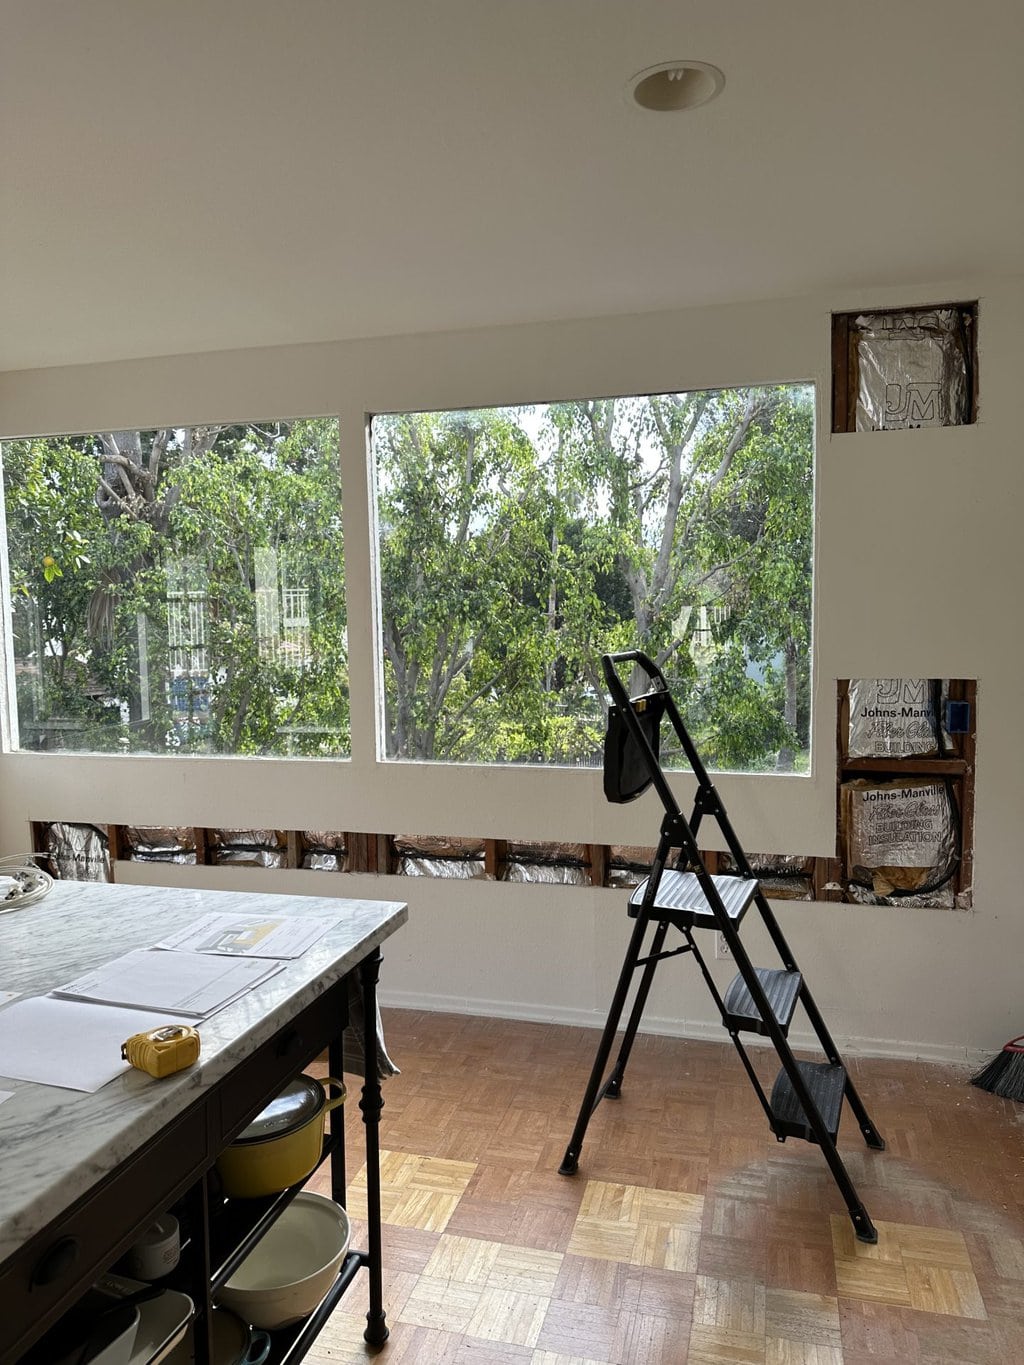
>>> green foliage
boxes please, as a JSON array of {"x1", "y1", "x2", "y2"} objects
[
  {"x1": 374, "y1": 385, "x2": 814, "y2": 771},
  {"x1": 1, "y1": 420, "x2": 348, "y2": 755}
]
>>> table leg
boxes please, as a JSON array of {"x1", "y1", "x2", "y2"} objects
[
  {"x1": 358, "y1": 948, "x2": 389, "y2": 1347},
  {"x1": 328, "y1": 1029, "x2": 347, "y2": 1208},
  {"x1": 178, "y1": 1174, "x2": 213, "y2": 1365}
]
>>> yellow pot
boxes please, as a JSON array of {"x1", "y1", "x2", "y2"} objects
[{"x1": 216, "y1": 1076, "x2": 346, "y2": 1198}]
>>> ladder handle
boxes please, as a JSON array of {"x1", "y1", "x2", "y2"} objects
[{"x1": 602, "y1": 651, "x2": 666, "y2": 693}]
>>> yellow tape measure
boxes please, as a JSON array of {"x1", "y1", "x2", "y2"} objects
[{"x1": 121, "y1": 1024, "x2": 201, "y2": 1078}]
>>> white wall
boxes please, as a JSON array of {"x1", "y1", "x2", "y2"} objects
[{"x1": 2, "y1": 276, "x2": 1020, "y2": 1063}]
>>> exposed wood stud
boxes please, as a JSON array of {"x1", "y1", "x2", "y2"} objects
[
  {"x1": 812, "y1": 856, "x2": 844, "y2": 903},
  {"x1": 831, "y1": 314, "x2": 852, "y2": 433},
  {"x1": 376, "y1": 834, "x2": 397, "y2": 876},
  {"x1": 286, "y1": 830, "x2": 302, "y2": 870},
  {"x1": 484, "y1": 839, "x2": 508, "y2": 880},
  {"x1": 587, "y1": 844, "x2": 608, "y2": 888}
]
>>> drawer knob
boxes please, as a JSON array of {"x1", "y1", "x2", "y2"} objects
[{"x1": 32, "y1": 1235, "x2": 80, "y2": 1287}]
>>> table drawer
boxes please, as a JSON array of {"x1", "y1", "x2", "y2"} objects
[
  {"x1": 215, "y1": 977, "x2": 348, "y2": 1146},
  {"x1": 0, "y1": 1102, "x2": 209, "y2": 1363}
]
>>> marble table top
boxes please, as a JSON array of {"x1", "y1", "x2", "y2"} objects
[{"x1": 0, "y1": 880, "x2": 406, "y2": 1266}]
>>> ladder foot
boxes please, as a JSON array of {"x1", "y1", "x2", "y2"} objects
[
  {"x1": 558, "y1": 1152, "x2": 579, "y2": 1176},
  {"x1": 852, "y1": 1212, "x2": 878, "y2": 1244},
  {"x1": 605, "y1": 1074, "x2": 623, "y2": 1099},
  {"x1": 863, "y1": 1129, "x2": 886, "y2": 1151}
]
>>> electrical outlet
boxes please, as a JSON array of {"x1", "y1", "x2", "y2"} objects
[{"x1": 715, "y1": 932, "x2": 731, "y2": 959}]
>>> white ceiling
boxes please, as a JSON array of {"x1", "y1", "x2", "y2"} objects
[{"x1": 2, "y1": 0, "x2": 1021, "y2": 372}]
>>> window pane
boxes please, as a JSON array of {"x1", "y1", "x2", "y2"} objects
[
  {"x1": 2, "y1": 419, "x2": 348, "y2": 756},
  {"x1": 371, "y1": 386, "x2": 813, "y2": 772}
]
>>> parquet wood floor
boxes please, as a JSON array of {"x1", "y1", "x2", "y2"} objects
[{"x1": 306, "y1": 1011, "x2": 1023, "y2": 1364}]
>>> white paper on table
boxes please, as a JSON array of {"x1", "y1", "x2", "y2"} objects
[
  {"x1": 155, "y1": 911, "x2": 342, "y2": 959},
  {"x1": 51, "y1": 948, "x2": 284, "y2": 1018},
  {"x1": 0, "y1": 996, "x2": 201, "y2": 1092}
]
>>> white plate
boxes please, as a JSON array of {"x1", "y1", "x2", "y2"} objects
[{"x1": 129, "y1": 1290, "x2": 194, "y2": 1365}]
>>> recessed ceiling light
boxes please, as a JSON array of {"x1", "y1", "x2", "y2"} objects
[{"x1": 627, "y1": 61, "x2": 725, "y2": 112}]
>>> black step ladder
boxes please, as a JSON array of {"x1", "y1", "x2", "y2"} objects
[{"x1": 559, "y1": 650, "x2": 885, "y2": 1244}]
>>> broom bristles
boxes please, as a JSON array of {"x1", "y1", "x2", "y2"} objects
[{"x1": 971, "y1": 1048, "x2": 1024, "y2": 1101}]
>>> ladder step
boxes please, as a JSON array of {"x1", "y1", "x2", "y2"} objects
[
  {"x1": 771, "y1": 1061, "x2": 846, "y2": 1143},
  {"x1": 723, "y1": 968, "x2": 802, "y2": 1037},
  {"x1": 628, "y1": 871, "x2": 758, "y2": 931}
]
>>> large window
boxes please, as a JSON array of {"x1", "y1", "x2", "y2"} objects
[
  {"x1": 2, "y1": 420, "x2": 348, "y2": 756},
  {"x1": 372, "y1": 385, "x2": 814, "y2": 772}
]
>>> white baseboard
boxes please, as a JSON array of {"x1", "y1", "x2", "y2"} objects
[{"x1": 378, "y1": 988, "x2": 990, "y2": 1067}]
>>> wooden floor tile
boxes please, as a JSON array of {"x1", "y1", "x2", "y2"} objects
[
  {"x1": 613, "y1": 1310, "x2": 691, "y2": 1364},
  {"x1": 456, "y1": 1342, "x2": 534, "y2": 1363},
  {"x1": 693, "y1": 1276, "x2": 766, "y2": 1335},
  {"x1": 685, "y1": 1323, "x2": 765, "y2": 1364},
  {"x1": 764, "y1": 1288, "x2": 840, "y2": 1348},
  {"x1": 903, "y1": 1260, "x2": 988, "y2": 1318},
  {"x1": 400, "y1": 1278, "x2": 483, "y2": 1333},
  {"x1": 830, "y1": 1213, "x2": 987, "y2": 1316},
  {"x1": 465, "y1": 1287, "x2": 550, "y2": 1347},
  {"x1": 549, "y1": 1252, "x2": 643, "y2": 1312},
  {"x1": 833, "y1": 1253, "x2": 911, "y2": 1306},
  {"x1": 697, "y1": 1232, "x2": 768, "y2": 1281},
  {"x1": 425, "y1": 1233, "x2": 503, "y2": 1285},
  {"x1": 530, "y1": 1353, "x2": 611, "y2": 1365},
  {"x1": 533, "y1": 1299, "x2": 621, "y2": 1361},
  {"x1": 488, "y1": 1245, "x2": 564, "y2": 1296},
  {"x1": 567, "y1": 1179, "x2": 703, "y2": 1270},
  {"x1": 348, "y1": 1150, "x2": 477, "y2": 1232},
  {"x1": 765, "y1": 1341, "x2": 842, "y2": 1365}
]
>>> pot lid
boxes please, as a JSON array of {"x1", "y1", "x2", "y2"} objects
[{"x1": 234, "y1": 1075, "x2": 324, "y2": 1144}]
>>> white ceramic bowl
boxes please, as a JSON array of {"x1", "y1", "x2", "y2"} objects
[{"x1": 216, "y1": 1193, "x2": 350, "y2": 1329}]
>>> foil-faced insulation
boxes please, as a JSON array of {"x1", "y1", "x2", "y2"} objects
[
  {"x1": 305, "y1": 852, "x2": 342, "y2": 872},
  {"x1": 123, "y1": 826, "x2": 197, "y2": 864},
  {"x1": 505, "y1": 862, "x2": 590, "y2": 886},
  {"x1": 208, "y1": 828, "x2": 286, "y2": 869},
  {"x1": 40, "y1": 823, "x2": 110, "y2": 881},
  {"x1": 394, "y1": 834, "x2": 485, "y2": 878},
  {"x1": 854, "y1": 308, "x2": 971, "y2": 431},
  {"x1": 394, "y1": 835, "x2": 485, "y2": 860},
  {"x1": 302, "y1": 830, "x2": 348, "y2": 872},
  {"x1": 719, "y1": 851, "x2": 813, "y2": 900},
  {"x1": 845, "y1": 881, "x2": 955, "y2": 910},
  {"x1": 755, "y1": 877, "x2": 812, "y2": 901},
  {"x1": 608, "y1": 845, "x2": 656, "y2": 889},
  {"x1": 503, "y1": 840, "x2": 590, "y2": 886},
  {"x1": 842, "y1": 778, "x2": 957, "y2": 898},
  {"x1": 847, "y1": 678, "x2": 945, "y2": 758},
  {"x1": 402, "y1": 858, "x2": 486, "y2": 879}
]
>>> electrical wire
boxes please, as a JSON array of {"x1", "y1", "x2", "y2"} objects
[{"x1": 0, "y1": 854, "x2": 54, "y2": 914}]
